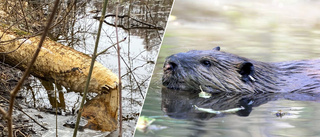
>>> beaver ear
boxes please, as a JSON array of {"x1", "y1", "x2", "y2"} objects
[
  {"x1": 212, "y1": 46, "x2": 220, "y2": 51},
  {"x1": 238, "y1": 61, "x2": 255, "y2": 82}
]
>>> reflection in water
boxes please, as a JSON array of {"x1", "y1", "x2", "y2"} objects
[
  {"x1": 96, "y1": 14, "x2": 164, "y2": 31},
  {"x1": 161, "y1": 88, "x2": 320, "y2": 120},
  {"x1": 39, "y1": 80, "x2": 66, "y2": 111},
  {"x1": 138, "y1": 0, "x2": 320, "y2": 136},
  {"x1": 186, "y1": 121, "x2": 206, "y2": 137},
  {"x1": 161, "y1": 88, "x2": 320, "y2": 136}
]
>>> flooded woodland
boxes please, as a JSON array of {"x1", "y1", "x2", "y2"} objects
[{"x1": 0, "y1": 0, "x2": 173, "y2": 136}]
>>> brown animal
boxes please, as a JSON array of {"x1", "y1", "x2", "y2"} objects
[{"x1": 162, "y1": 47, "x2": 320, "y2": 94}]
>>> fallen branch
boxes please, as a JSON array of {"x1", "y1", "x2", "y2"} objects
[
  {"x1": 18, "y1": 108, "x2": 49, "y2": 130},
  {"x1": 0, "y1": 27, "x2": 118, "y2": 94}
]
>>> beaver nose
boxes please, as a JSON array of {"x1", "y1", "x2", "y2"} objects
[{"x1": 163, "y1": 62, "x2": 177, "y2": 72}]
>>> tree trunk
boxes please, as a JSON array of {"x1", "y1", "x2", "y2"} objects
[{"x1": 0, "y1": 28, "x2": 119, "y2": 131}]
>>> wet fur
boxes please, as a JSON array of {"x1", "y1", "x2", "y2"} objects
[{"x1": 162, "y1": 47, "x2": 320, "y2": 94}]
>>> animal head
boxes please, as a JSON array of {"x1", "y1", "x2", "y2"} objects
[{"x1": 162, "y1": 47, "x2": 260, "y2": 93}]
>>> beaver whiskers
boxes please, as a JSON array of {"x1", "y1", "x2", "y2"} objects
[{"x1": 162, "y1": 47, "x2": 320, "y2": 94}]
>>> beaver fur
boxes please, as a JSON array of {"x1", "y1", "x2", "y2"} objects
[{"x1": 162, "y1": 47, "x2": 320, "y2": 94}]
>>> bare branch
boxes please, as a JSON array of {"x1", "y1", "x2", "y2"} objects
[
  {"x1": 93, "y1": 14, "x2": 164, "y2": 30},
  {"x1": 0, "y1": 107, "x2": 7, "y2": 117},
  {"x1": 0, "y1": 94, "x2": 48, "y2": 130},
  {"x1": 18, "y1": 0, "x2": 29, "y2": 32},
  {"x1": 95, "y1": 37, "x2": 126, "y2": 57},
  {"x1": 0, "y1": 38, "x2": 29, "y2": 54},
  {"x1": 72, "y1": 0, "x2": 109, "y2": 136},
  {"x1": 7, "y1": 0, "x2": 60, "y2": 136}
]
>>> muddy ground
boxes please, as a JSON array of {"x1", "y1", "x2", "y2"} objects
[{"x1": 0, "y1": 63, "x2": 35, "y2": 136}]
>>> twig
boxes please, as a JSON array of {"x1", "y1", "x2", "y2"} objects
[
  {"x1": 95, "y1": 37, "x2": 126, "y2": 57},
  {"x1": 6, "y1": 0, "x2": 60, "y2": 136},
  {"x1": 0, "y1": 107, "x2": 6, "y2": 116},
  {"x1": 99, "y1": 20, "x2": 164, "y2": 30},
  {"x1": 0, "y1": 18, "x2": 25, "y2": 40},
  {"x1": 18, "y1": 0, "x2": 29, "y2": 32},
  {"x1": 132, "y1": 50, "x2": 146, "y2": 60},
  {"x1": 115, "y1": 1, "x2": 122, "y2": 137},
  {"x1": 144, "y1": 3, "x2": 162, "y2": 41},
  {"x1": 55, "y1": 79, "x2": 58, "y2": 137},
  {"x1": 93, "y1": 14, "x2": 164, "y2": 30},
  {"x1": 120, "y1": 62, "x2": 148, "y2": 79},
  {"x1": 106, "y1": 49, "x2": 144, "y2": 99},
  {"x1": 0, "y1": 38, "x2": 29, "y2": 54},
  {"x1": 20, "y1": 109, "x2": 48, "y2": 130},
  {"x1": 118, "y1": 55, "x2": 144, "y2": 99},
  {"x1": 72, "y1": 0, "x2": 108, "y2": 136},
  {"x1": 0, "y1": 1, "x2": 82, "y2": 46},
  {"x1": 15, "y1": 129, "x2": 27, "y2": 137},
  {"x1": 0, "y1": 94, "x2": 48, "y2": 130},
  {"x1": 16, "y1": 107, "x2": 49, "y2": 130},
  {"x1": 128, "y1": 0, "x2": 133, "y2": 113},
  {"x1": 103, "y1": 14, "x2": 160, "y2": 28},
  {"x1": 138, "y1": 76, "x2": 151, "y2": 88}
]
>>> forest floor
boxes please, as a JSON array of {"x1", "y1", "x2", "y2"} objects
[{"x1": 0, "y1": 63, "x2": 36, "y2": 136}]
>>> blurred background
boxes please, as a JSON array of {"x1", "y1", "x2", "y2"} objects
[
  {"x1": 136, "y1": 0, "x2": 320, "y2": 136},
  {"x1": 0, "y1": 0, "x2": 173, "y2": 136}
]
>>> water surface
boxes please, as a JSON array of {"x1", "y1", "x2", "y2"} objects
[{"x1": 136, "y1": 0, "x2": 320, "y2": 136}]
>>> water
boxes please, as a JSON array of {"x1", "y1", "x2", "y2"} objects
[{"x1": 136, "y1": 0, "x2": 320, "y2": 136}]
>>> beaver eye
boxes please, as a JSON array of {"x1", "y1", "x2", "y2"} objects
[{"x1": 200, "y1": 60, "x2": 211, "y2": 67}]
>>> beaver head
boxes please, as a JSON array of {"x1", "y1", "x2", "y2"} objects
[{"x1": 162, "y1": 47, "x2": 279, "y2": 94}]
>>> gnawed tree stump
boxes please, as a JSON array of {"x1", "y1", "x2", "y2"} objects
[
  {"x1": 82, "y1": 90, "x2": 119, "y2": 131},
  {"x1": 0, "y1": 28, "x2": 119, "y2": 131}
]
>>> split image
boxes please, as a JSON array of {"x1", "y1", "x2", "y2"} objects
[{"x1": 1, "y1": 0, "x2": 320, "y2": 137}]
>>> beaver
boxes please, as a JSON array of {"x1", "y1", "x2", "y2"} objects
[{"x1": 162, "y1": 46, "x2": 320, "y2": 94}]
